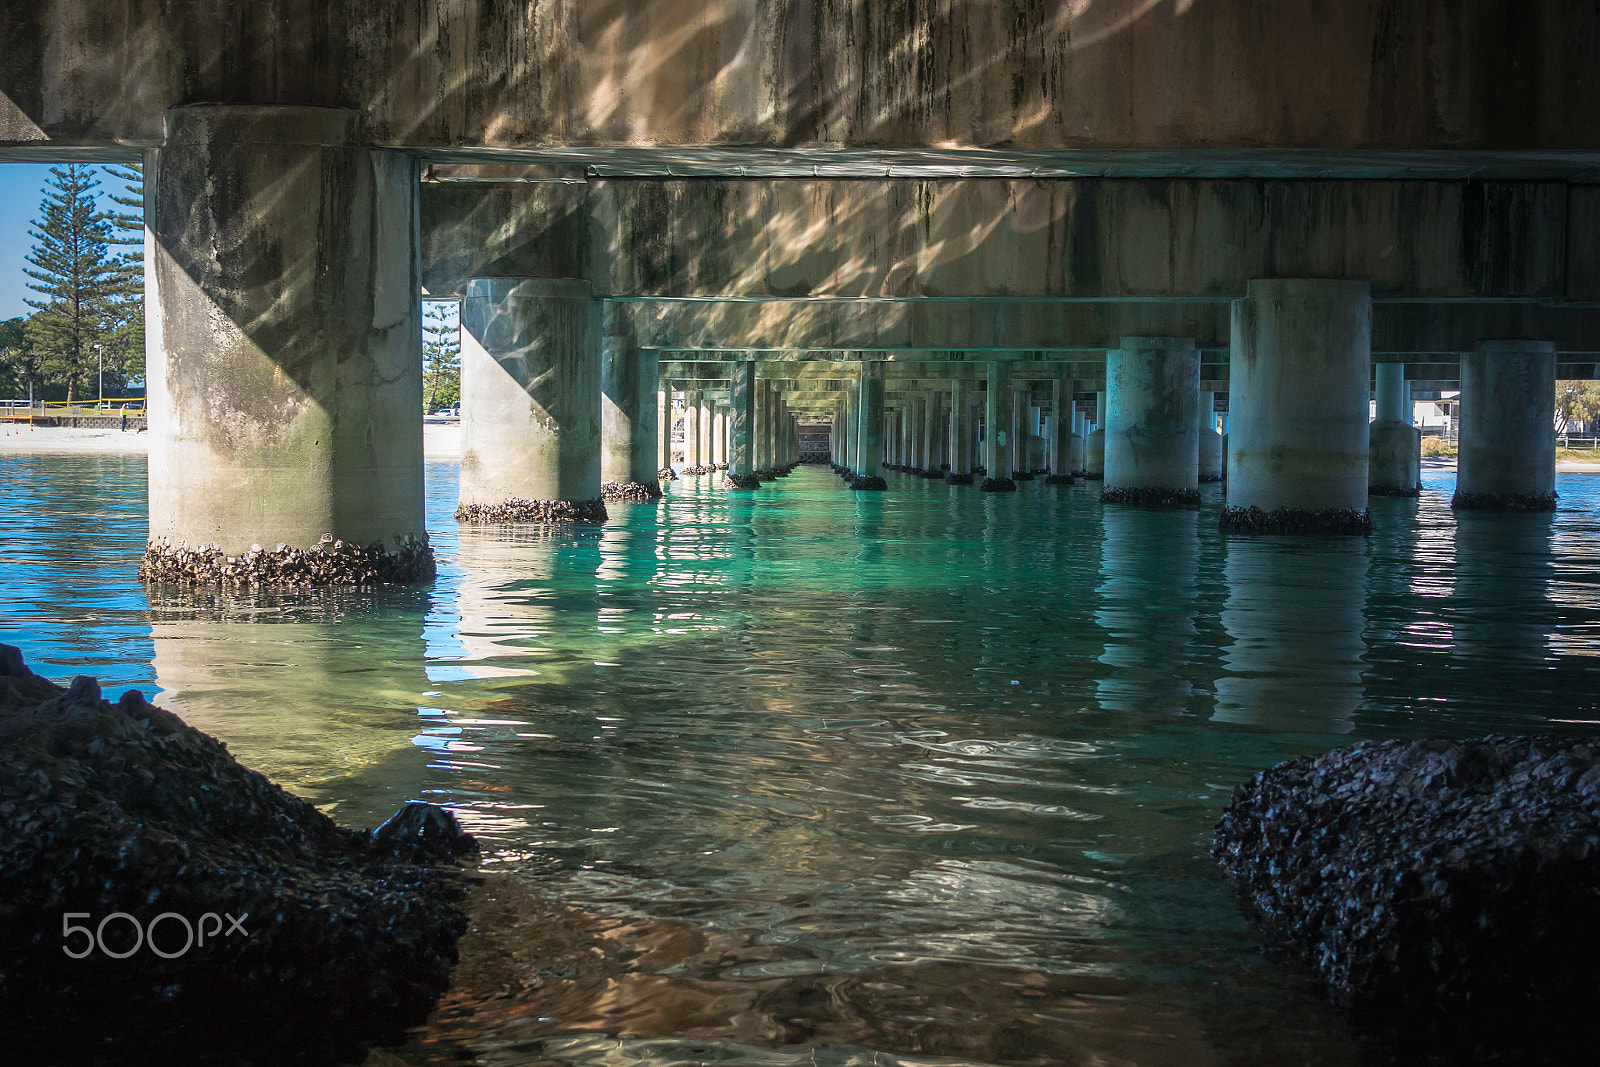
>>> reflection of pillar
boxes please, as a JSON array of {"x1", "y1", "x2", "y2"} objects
[
  {"x1": 144, "y1": 105, "x2": 429, "y2": 584},
  {"x1": 851, "y1": 361, "x2": 886, "y2": 489},
  {"x1": 1213, "y1": 539, "x2": 1366, "y2": 733},
  {"x1": 149, "y1": 602, "x2": 433, "y2": 822},
  {"x1": 1103, "y1": 336, "x2": 1200, "y2": 507},
  {"x1": 1085, "y1": 390, "x2": 1107, "y2": 478},
  {"x1": 1095, "y1": 508, "x2": 1199, "y2": 715},
  {"x1": 948, "y1": 378, "x2": 974, "y2": 480},
  {"x1": 726, "y1": 361, "x2": 759, "y2": 487},
  {"x1": 1369, "y1": 363, "x2": 1420, "y2": 496},
  {"x1": 1224, "y1": 279, "x2": 1372, "y2": 534},
  {"x1": 600, "y1": 316, "x2": 660, "y2": 497},
  {"x1": 1454, "y1": 340, "x2": 1557, "y2": 511},
  {"x1": 457, "y1": 277, "x2": 604, "y2": 523},
  {"x1": 982, "y1": 362, "x2": 1015, "y2": 490},
  {"x1": 1198, "y1": 390, "x2": 1224, "y2": 483},
  {"x1": 1453, "y1": 512, "x2": 1553, "y2": 668}
]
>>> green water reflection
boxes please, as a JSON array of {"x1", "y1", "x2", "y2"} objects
[{"x1": 5, "y1": 456, "x2": 1600, "y2": 1064}]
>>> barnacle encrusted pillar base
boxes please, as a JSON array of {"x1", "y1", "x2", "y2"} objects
[
  {"x1": 454, "y1": 498, "x2": 607, "y2": 524},
  {"x1": 600, "y1": 480, "x2": 663, "y2": 503},
  {"x1": 139, "y1": 534, "x2": 435, "y2": 586}
]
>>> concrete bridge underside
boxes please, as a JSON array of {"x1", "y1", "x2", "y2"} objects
[{"x1": 3, "y1": 1, "x2": 1594, "y2": 578}]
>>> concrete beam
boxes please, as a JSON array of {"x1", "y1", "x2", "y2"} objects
[
  {"x1": 422, "y1": 177, "x2": 1568, "y2": 301},
  {"x1": 9, "y1": 2, "x2": 1600, "y2": 161}
]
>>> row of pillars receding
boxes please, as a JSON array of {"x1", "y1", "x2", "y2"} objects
[
  {"x1": 815, "y1": 283, "x2": 1556, "y2": 531},
  {"x1": 133, "y1": 105, "x2": 1559, "y2": 588}
]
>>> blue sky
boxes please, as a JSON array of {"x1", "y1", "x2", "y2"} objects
[{"x1": 0, "y1": 163, "x2": 140, "y2": 321}]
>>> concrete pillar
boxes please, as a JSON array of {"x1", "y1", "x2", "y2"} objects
[
  {"x1": 599, "y1": 315, "x2": 661, "y2": 500},
  {"x1": 656, "y1": 388, "x2": 675, "y2": 481},
  {"x1": 1101, "y1": 337, "x2": 1201, "y2": 507},
  {"x1": 852, "y1": 361, "x2": 887, "y2": 489},
  {"x1": 727, "y1": 361, "x2": 760, "y2": 488},
  {"x1": 982, "y1": 362, "x2": 1015, "y2": 490},
  {"x1": 948, "y1": 378, "x2": 974, "y2": 482},
  {"x1": 1046, "y1": 377, "x2": 1077, "y2": 484},
  {"x1": 142, "y1": 105, "x2": 431, "y2": 585},
  {"x1": 1069, "y1": 407, "x2": 1087, "y2": 475},
  {"x1": 901, "y1": 403, "x2": 915, "y2": 468},
  {"x1": 1198, "y1": 390, "x2": 1224, "y2": 483},
  {"x1": 1369, "y1": 363, "x2": 1421, "y2": 497},
  {"x1": 713, "y1": 406, "x2": 729, "y2": 466},
  {"x1": 1224, "y1": 279, "x2": 1372, "y2": 534},
  {"x1": 682, "y1": 388, "x2": 703, "y2": 469},
  {"x1": 1454, "y1": 341, "x2": 1557, "y2": 511},
  {"x1": 1086, "y1": 390, "x2": 1107, "y2": 479},
  {"x1": 699, "y1": 392, "x2": 715, "y2": 467},
  {"x1": 455, "y1": 277, "x2": 604, "y2": 523},
  {"x1": 1009, "y1": 386, "x2": 1028, "y2": 478}
]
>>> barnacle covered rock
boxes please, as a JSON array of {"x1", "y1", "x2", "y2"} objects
[
  {"x1": 1215, "y1": 737, "x2": 1600, "y2": 1054},
  {"x1": 0, "y1": 646, "x2": 475, "y2": 1065}
]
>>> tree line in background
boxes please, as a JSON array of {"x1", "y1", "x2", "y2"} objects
[{"x1": 0, "y1": 163, "x2": 143, "y2": 403}]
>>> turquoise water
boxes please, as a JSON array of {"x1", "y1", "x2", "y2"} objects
[{"x1": 6, "y1": 454, "x2": 1600, "y2": 1064}]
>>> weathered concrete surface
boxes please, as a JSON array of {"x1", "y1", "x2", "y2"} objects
[
  {"x1": 146, "y1": 105, "x2": 427, "y2": 566},
  {"x1": 949, "y1": 378, "x2": 973, "y2": 474},
  {"x1": 983, "y1": 361, "x2": 1010, "y2": 478},
  {"x1": 1454, "y1": 340, "x2": 1557, "y2": 511},
  {"x1": 1215, "y1": 736, "x2": 1600, "y2": 1057},
  {"x1": 427, "y1": 178, "x2": 1568, "y2": 301},
  {"x1": 1224, "y1": 280, "x2": 1372, "y2": 534},
  {"x1": 1368, "y1": 423, "x2": 1420, "y2": 496},
  {"x1": 9, "y1": 2, "x2": 1600, "y2": 159},
  {"x1": 600, "y1": 310, "x2": 660, "y2": 491},
  {"x1": 727, "y1": 359, "x2": 757, "y2": 479},
  {"x1": 1103, "y1": 337, "x2": 1200, "y2": 503},
  {"x1": 0, "y1": 646, "x2": 474, "y2": 1065},
  {"x1": 458, "y1": 278, "x2": 603, "y2": 517}
]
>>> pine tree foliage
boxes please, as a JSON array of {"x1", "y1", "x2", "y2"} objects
[
  {"x1": 23, "y1": 165, "x2": 121, "y2": 402},
  {"x1": 422, "y1": 302, "x2": 461, "y2": 412},
  {"x1": 102, "y1": 161, "x2": 146, "y2": 386}
]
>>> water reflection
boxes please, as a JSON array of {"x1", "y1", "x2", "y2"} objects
[
  {"x1": 1095, "y1": 508, "x2": 1198, "y2": 715},
  {"x1": 1214, "y1": 539, "x2": 1368, "y2": 734},
  {"x1": 1452, "y1": 511, "x2": 1554, "y2": 669},
  {"x1": 147, "y1": 589, "x2": 434, "y2": 824}
]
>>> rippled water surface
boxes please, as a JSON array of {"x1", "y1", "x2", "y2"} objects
[{"x1": 7, "y1": 454, "x2": 1600, "y2": 1065}]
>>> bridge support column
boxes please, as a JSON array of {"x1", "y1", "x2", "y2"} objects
[
  {"x1": 982, "y1": 362, "x2": 1016, "y2": 491},
  {"x1": 1369, "y1": 363, "x2": 1421, "y2": 497},
  {"x1": 600, "y1": 314, "x2": 661, "y2": 501},
  {"x1": 457, "y1": 277, "x2": 604, "y2": 523},
  {"x1": 948, "y1": 379, "x2": 974, "y2": 483},
  {"x1": 142, "y1": 105, "x2": 431, "y2": 586},
  {"x1": 1069, "y1": 408, "x2": 1087, "y2": 475},
  {"x1": 1223, "y1": 279, "x2": 1372, "y2": 534},
  {"x1": 1086, "y1": 391, "x2": 1107, "y2": 479},
  {"x1": 656, "y1": 388, "x2": 675, "y2": 481},
  {"x1": 1198, "y1": 391, "x2": 1224, "y2": 483},
  {"x1": 851, "y1": 361, "x2": 887, "y2": 490},
  {"x1": 1103, "y1": 337, "x2": 1200, "y2": 507},
  {"x1": 1009, "y1": 386, "x2": 1029, "y2": 478},
  {"x1": 726, "y1": 361, "x2": 760, "y2": 488},
  {"x1": 1046, "y1": 376, "x2": 1076, "y2": 484},
  {"x1": 1454, "y1": 341, "x2": 1557, "y2": 511},
  {"x1": 681, "y1": 388, "x2": 703, "y2": 470}
]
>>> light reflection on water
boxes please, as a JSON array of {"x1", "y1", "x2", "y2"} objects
[{"x1": 5, "y1": 456, "x2": 1600, "y2": 1064}]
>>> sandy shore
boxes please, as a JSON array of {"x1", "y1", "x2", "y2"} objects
[{"x1": 0, "y1": 421, "x2": 463, "y2": 458}]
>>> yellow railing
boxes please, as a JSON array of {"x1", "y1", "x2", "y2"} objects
[{"x1": 0, "y1": 399, "x2": 147, "y2": 421}]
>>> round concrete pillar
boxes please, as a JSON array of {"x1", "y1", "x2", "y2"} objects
[
  {"x1": 726, "y1": 361, "x2": 760, "y2": 488},
  {"x1": 1369, "y1": 363, "x2": 1420, "y2": 497},
  {"x1": 1198, "y1": 390, "x2": 1224, "y2": 483},
  {"x1": 947, "y1": 379, "x2": 974, "y2": 483},
  {"x1": 457, "y1": 277, "x2": 605, "y2": 523},
  {"x1": 1085, "y1": 391, "x2": 1107, "y2": 479},
  {"x1": 982, "y1": 362, "x2": 1016, "y2": 491},
  {"x1": 656, "y1": 389, "x2": 675, "y2": 482},
  {"x1": 600, "y1": 315, "x2": 661, "y2": 500},
  {"x1": 1454, "y1": 340, "x2": 1557, "y2": 511},
  {"x1": 852, "y1": 362, "x2": 887, "y2": 489},
  {"x1": 1223, "y1": 279, "x2": 1373, "y2": 534},
  {"x1": 1103, "y1": 337, "x2": 1201, "y2": 507},
  {"x1": 142, "y1": 105, "x2": 432, "y2": 585}
]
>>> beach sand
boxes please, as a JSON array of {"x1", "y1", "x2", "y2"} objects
[{"x1": 0, "y1": 421, "x2": 463, "y2": 459}]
